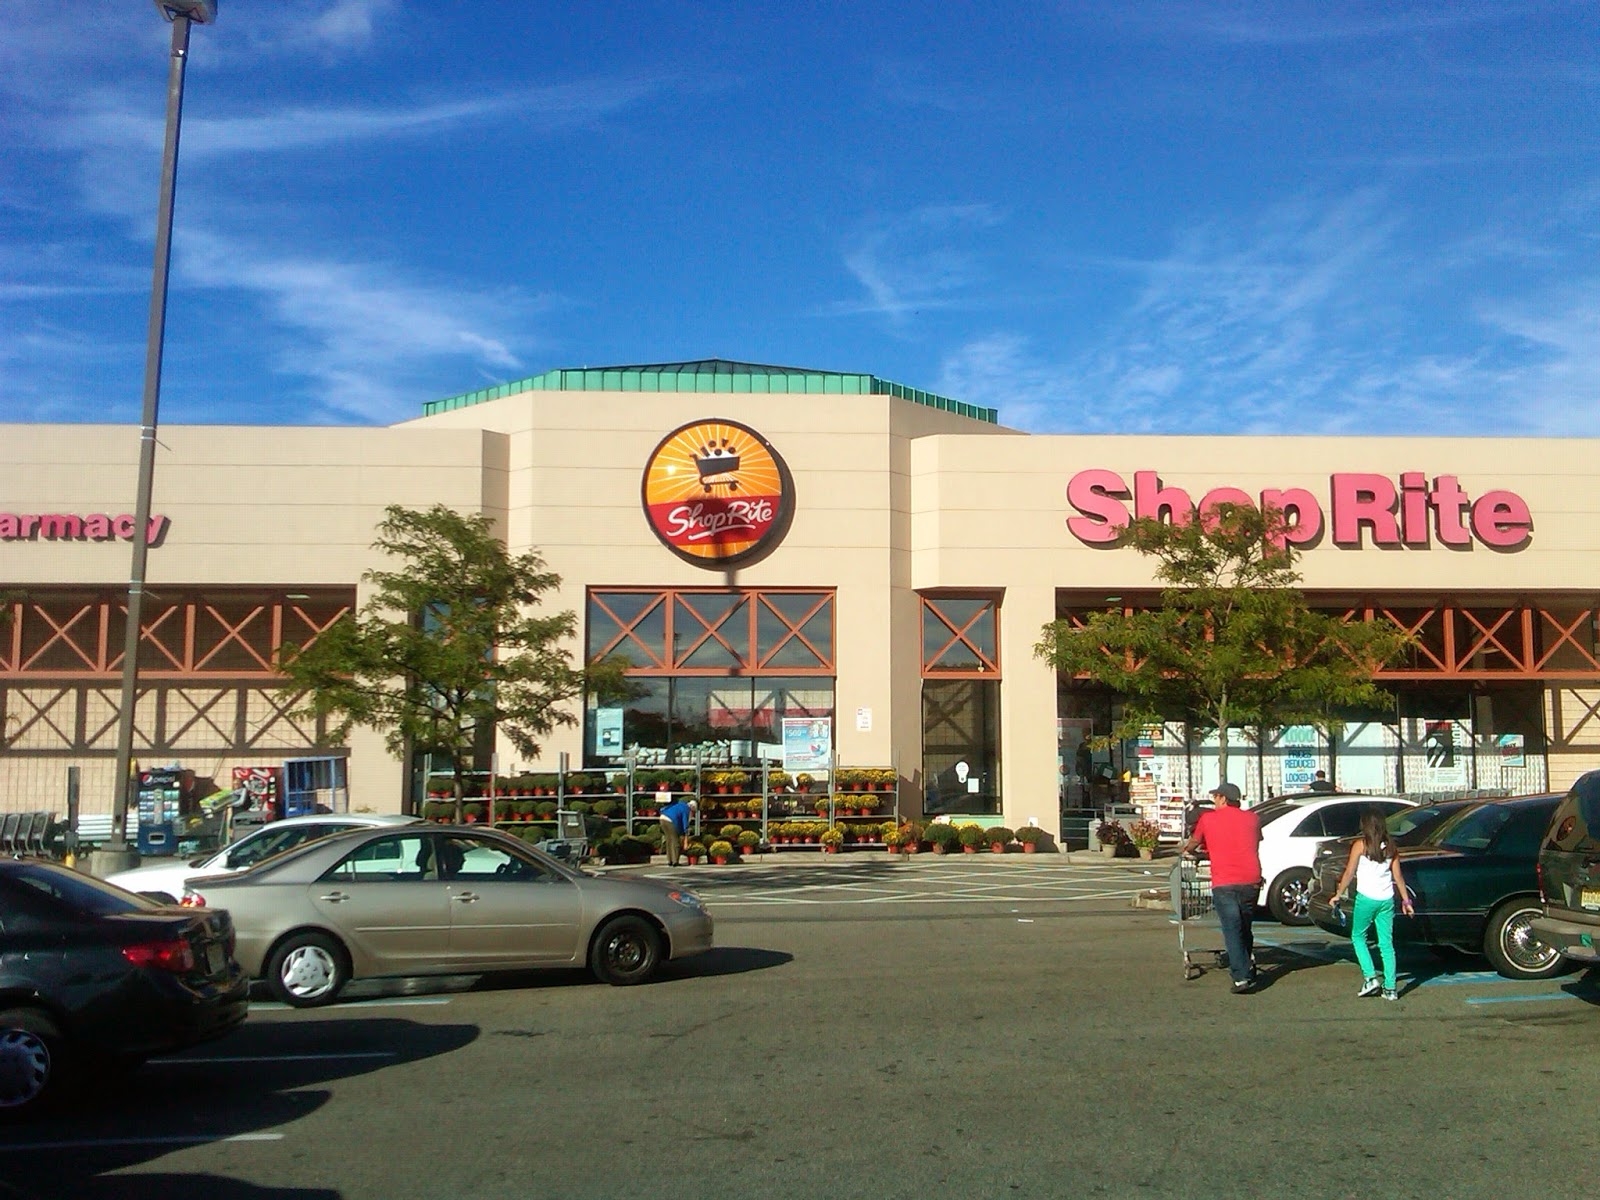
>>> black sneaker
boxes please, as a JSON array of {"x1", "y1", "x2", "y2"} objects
[{"x1": 1231, "y1": 979, "x2": 1254, "y2": 995}]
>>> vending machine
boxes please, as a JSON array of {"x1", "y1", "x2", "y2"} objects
[{"x1": 135, "y1": 767, "x2": 193, "y2": 857}]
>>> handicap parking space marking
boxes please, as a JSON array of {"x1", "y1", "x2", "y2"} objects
[
  {"x1": 1252, "y1": 933, "x2": 1600, "y2": 1007},
  {"x1": 1463, "y1": 990, "x2": 1600, "y2": 1006}
]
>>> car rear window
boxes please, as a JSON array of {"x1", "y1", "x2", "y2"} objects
[
  {"x1": 1543, "y1": 774, "x2": 1600, "y2": 853},
  {"x1": 1437, "y1": 803, "x2": 1516, "y2": 852},
  {"x1": 0, "y1": 861, "x2": 156, "y2": 917}
]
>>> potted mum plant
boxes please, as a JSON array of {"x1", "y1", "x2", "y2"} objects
[
  {"x1": 1129, "y1": 818, "x2": 1162, "y2": 860},
  {"x1": 819, "y1": 826, "x2": 844, "y2": 853},
  {"x1": 1095, "y1": 819, "x2": 1128, "y2": 857},
  {"x1": 986, "y1": 825, "x2": 1014, "y2": 854},
  {"x1": 926, "y1": 823, "x2": 960, "y2": 855},
  {"x1": 957, "y1": 823, "x2": 987, "y2": 854},
  {"x1": 709, "y1": 839, "x2": 735, "y2": 865},
  {"x1": 1015, "y1": 825, "x2": 1046, "y2": 854}
]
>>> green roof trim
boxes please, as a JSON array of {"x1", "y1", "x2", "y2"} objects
[{"x1": 421, "y1": 358, "x2": 998, "y2": 424}]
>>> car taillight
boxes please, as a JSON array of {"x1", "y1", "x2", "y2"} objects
[
  {"x1": 181, "y1": 891, "x2": 206, "y2": 908},
  {"x1": 123, "y1": 938, "x2": 196, "y2": 973}
]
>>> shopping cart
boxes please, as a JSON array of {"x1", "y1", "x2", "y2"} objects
[{"x1": 1170, "y1": 856, "x2": 1227, "y2": 981}]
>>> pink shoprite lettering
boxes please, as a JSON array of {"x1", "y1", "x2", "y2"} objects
[
  {"x1": 0, "y1": 513, "x2": 169, "y2": 546},
  {"x1": 1065, "y1": 471, "x2": 1530, "y2": 551}
]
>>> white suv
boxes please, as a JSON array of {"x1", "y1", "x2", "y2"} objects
[
  {"x1": 1252, "y1": 794, "x2": 1417, "y2": 924},
  {"x1": 106, "y1": 813, "x2": 420, "y2": 902}
]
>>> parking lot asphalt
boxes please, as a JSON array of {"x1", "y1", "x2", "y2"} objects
[
  {"x1": 616, "y1": 853, "x2": 1165, "y2": 913},
  {"x1": 5, "y1": 855, "x2": 1598, "y2": 1200}
]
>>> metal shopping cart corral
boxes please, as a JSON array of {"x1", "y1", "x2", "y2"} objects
[{"x1": 1170, "y1": 857, "x2": 1228, "y2": 980}]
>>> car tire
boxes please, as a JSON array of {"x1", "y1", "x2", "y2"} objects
[
  {"x1": 1483, "y1": 898, "x2": 1570, "y2": 980},
  {"x1": 266, "y1": 931, "x2": 350, "y2": 1007},
  {"x1": 589, "y1": 915, "x2": 663, "y2": 986},
  {"x1": 0, "y1": 1008, "x2": 65, "y2": 1119},
  {"x1": 1268, "y1": 868, "x2": 1314, "y2": 926}
]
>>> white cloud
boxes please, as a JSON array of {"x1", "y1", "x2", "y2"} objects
[
  {"x1": 177, "y1": 229, "x2": 537, "y2": 423},
  {"x1": 934, "y1": 185, "x2": 1600, "y2": 437},
  {"x1": 831, "y1": 204, "x2": 1006, "y2": 325}
]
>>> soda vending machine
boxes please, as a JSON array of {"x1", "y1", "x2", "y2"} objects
[{"x1": 135, "y1": 767, "x2": 193, "y2": 857}]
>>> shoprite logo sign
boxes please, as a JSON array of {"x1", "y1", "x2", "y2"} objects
[
  {"x1": 1064, "y1": 470, "x2": 1532, "y2": 551},
  {"x1": 0, "y1": 512, "x2": 169, "y2": 546},
  {"x1": 641, "y1": 419, "x2": 794, "y2": 567}
]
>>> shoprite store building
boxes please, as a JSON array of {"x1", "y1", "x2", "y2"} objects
[{"x1": 4, "y1": 360, "x2": 1599, "y2": 843}]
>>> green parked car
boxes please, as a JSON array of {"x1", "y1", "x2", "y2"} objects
[{"x1": 1307, "y1": 793, "x2": 1570, "y2": 980}]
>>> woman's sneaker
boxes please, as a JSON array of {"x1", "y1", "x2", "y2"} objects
[
  {"x1": 1382, "y1": 988, "x2": 1399, "y2": 1002},
  {"x1": 1357, "y1": 977, "x2": 1381, "y2": 998}
]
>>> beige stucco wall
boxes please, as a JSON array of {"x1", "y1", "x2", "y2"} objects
[{"x1": 5, "y1": 397, "x2": 1598, "y2": 832}]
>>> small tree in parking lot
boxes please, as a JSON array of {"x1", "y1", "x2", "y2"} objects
[
  {"x1": 280, "y1": 504, "x2": 624, "y2": 819},
  {"x1": 1034, "y1": 503, "x2": 1410, "y2": 781}
]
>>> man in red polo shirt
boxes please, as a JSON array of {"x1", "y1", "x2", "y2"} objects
[{"x1": 1178, "y1": 782, "x2": 1263, "y2": 994}]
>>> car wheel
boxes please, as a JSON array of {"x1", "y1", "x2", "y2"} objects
[
  {"x1": 1483, "y1": 898, "x2": 1569, "y2": 980},
  {"x1": 589, "y1": 915, "x2": 663, "y2": 986},
  {"x1": 0, "y1": 1008, "x2": 63, "y2": 1119},
  {"x1": 1268, "y1": 868, "x2": 1314, "y2": 925},
  {"x1": 266, "y1": 932, "x2": 350, "y2": 1007}
]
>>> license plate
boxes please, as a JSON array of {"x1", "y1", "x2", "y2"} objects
[
  {"x1": 206, "y1": 943, "x2": 227, "y2": 976},
  {"x1": 1581, "y1": 887, "x2": 1600, "y2": 911}
]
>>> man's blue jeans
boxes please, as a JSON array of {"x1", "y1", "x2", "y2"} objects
[{"x1": 1211, "y1": 884, "x2": 1257, "y2": 984}]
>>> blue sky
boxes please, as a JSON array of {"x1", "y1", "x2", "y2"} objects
[{"x1": 3, "y1": 1, "x2": 1597, "y2": 435}]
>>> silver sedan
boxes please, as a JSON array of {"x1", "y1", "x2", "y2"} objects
[{"x1": 181, "y1": 824, "x2": 712, "y2": 1006}]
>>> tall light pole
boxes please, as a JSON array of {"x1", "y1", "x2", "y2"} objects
[{"x1": 100, "y1": 1, "x2": 218, "y2": 872}]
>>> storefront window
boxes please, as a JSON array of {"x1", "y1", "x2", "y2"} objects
[
  {"x1": 585, "y1": 676, "x2": 835, "y2": 767},
  {"x1": 586, "y1": 585, "x2": 835, "y2": 768},
  {"x1": 922, "y1": 679, "x2": 1000, "y2": 815}
]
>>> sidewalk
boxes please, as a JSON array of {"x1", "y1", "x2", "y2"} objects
[{"x1": 611, "y1": 847, "x2": 1181, "y2": 872}]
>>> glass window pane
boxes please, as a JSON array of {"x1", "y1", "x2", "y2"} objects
[
  {"x1": 922, "y1": 598, "x2": 996, "y2": 671},
  {"x1": 675, "y1": 595, "x2": 748, "y2": 668},
  {"x1": 589, "y1": 593, "x2": 665, "y2": 664},
  {"x1": 588, "y1": 677, "x2": 670, "y2": 765},
  {"x1": 922, "y1": 679, "x2": 1001, "y2": 815}
]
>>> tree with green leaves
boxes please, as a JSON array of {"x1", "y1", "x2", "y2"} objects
[
  {"x1": 1034, "y1": 503, "x2": 1411, "y2": 785},
  {"x1": 280, "y1": 504, "x2": 623, "y2": 819}
]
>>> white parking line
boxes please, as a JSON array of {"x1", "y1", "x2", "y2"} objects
[
  {"x1": 150, "y1": 1052, "x2": 398, "y2": 1065},
  {"x1": 0, "y1": 1133, "x2": 285, "y2": 1153},
  {"x1": 249, "y1": 997, "x2": 453, "y2": 1012}
]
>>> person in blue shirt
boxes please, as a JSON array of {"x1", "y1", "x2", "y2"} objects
[{"x1": 658, "y1": 795, "x2": 693, "y2": 866}]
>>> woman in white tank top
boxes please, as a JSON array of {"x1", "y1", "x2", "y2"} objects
[{"x1": 1330, "y1": 806, "x2": 1414, "y2": 1000}]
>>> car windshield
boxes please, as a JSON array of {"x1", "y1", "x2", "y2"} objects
[
  {"x1": 1434, "y1": 803, "x2": 1515, "y2": 852},
  {"x1": 1389, "y1": 804, "x2": 1453, "y2": 838},
  {"x1": 3, "y1": 861, "x2": 158, "y2": 916}
]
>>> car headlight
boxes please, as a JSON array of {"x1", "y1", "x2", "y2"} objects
[{"x1": 664, "y1": 889, "x2": 705, "y2": 913}]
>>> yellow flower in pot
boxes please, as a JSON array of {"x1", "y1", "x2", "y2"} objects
[{"x1": 1129, "y1": 819, "x2": 1162, "y2": 859}]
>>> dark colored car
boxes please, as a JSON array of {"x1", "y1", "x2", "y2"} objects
[
  {"x1": 1309, "y1": 800, "x2": 1476, "y2": 875},
  {"x1": 0, "y1": 859, "x2": 249, "y2": 1117},
  {"x1": 1531, "y1": 770, "x2": 1600, "y2": 967},
  {"x1": 1307, "y1": 793, "x2": 1568, "y2": 980}
]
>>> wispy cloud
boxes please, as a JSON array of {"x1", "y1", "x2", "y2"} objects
[
  {"x1": 0, "y1": 4, "x2": 678, "y2": 425},
  {"x1": 57, "y1": 80, "x2": 668, "y2": 160},
  {"x1": 870, "y1": 60, "x2": 990, "y2": 114},
  {"x1": 936, "y1": 185, "x2": 1600, "y2": 437},
  {"x1": 177, "y1": 230, "x2": 538, "y2": 423},
  {"x1": 830, "y1": 204, "x2": 1006, "y2": 325},
  {"x1": 1097, "y1": 0, "x2": 1548, "y2": 46}
]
